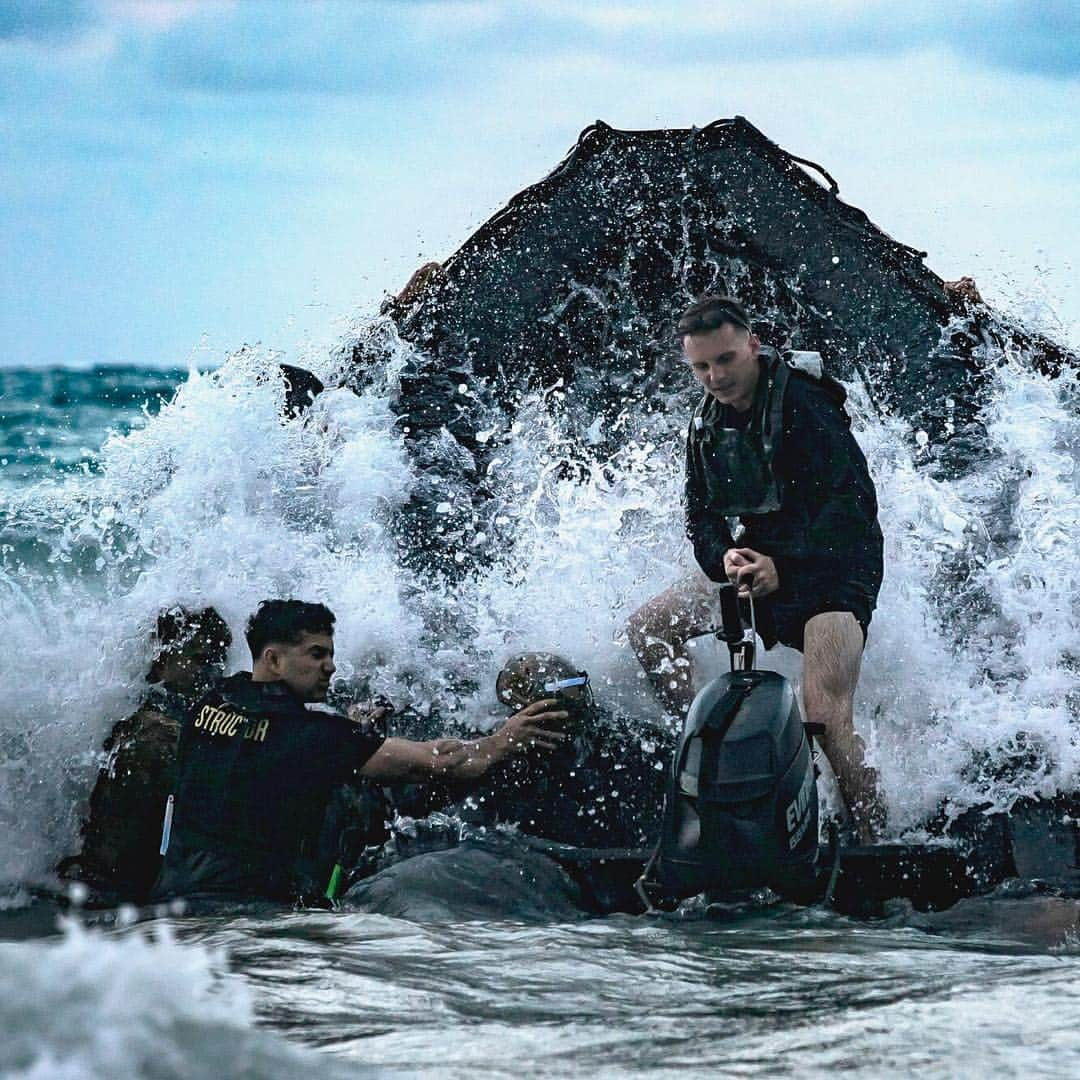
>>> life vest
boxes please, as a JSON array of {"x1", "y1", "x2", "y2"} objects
[
  {"x1": 687, "y1": 347, "x2": 838, "y2": 517},
  {"x1": 157, "y1": 675, "x2": 386, "y2": 903}
]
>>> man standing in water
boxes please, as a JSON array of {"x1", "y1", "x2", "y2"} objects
[
  {"x1": 154, "y1": 600, "x2": 567, "y2": 903},
  {"x1": 628, "y1": 296, "x2": 885, "y2": 841}
]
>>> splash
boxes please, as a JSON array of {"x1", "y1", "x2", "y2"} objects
[
  {"x1": 856, "y1": 357, "x2": 1079, "y2": 828},
  {"x1": 0, "y1": 323, "x2": 1076, "y2": 882},
  {"x1": 0, "y1": 918, "x2": 359, "y2": 1078}
]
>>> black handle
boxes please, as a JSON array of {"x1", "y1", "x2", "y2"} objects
[{"x1": 716, "y1": 582, "x2": 744, "y2": 645}]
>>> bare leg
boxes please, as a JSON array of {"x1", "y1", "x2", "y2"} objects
[
  {"x1": 627, "y1": 573, "x2": 715, "y2": 718},
  {"x1": 802, "y1": 611, "x2": 884, "y2": 843}
]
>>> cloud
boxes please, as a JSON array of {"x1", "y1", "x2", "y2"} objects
[
  {"x1": 146, "y1": 4, "x2": 434, "y2": 95},
  {"x1": 965, "y1": 3, "x2": 1080, "y2": 78},
  {"x1": 105, "y1": 1, "x2": 233, "y2": 31},
  {"x1": 134, "y1": 1, "x2": 589, "y2": 98},
  {"x1": 135, "y1": 0, "x2": 1080, "y2": 97},
  {"x1": 4, "y1": 1, "x2": 1078, "y2": 99},
  {"x1": 578, "y1": 2, "x2": 1080, "y2": 80},
  {"x1": 0, "y1": 0, "x2": 97, "y2": 43}
]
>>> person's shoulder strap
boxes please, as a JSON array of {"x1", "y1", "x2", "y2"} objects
[
  {"x1": 760, "y1": 348, "x2": 790, "y2": 463},
  {"x1": 781, "y1": 349, "x2": 850, "y2": 416}
]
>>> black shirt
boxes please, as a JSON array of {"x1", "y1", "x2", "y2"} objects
[{"x1": 156, "y1": 673, "x2": 384, "y2": 900}]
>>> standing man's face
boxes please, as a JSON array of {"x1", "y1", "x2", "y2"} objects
[
  {"x1": 263, "y1": 631, "x2": 336, "y2": 702},
  {"x1": 683, "y1": 323, "x2": 761, "y2": 413}
]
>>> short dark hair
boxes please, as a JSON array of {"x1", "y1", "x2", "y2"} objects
[
  {"x1": 676, "y1": 295, "x2": 752, "y2": 338},
  {"x1": 245, "y1": 600, "x2": 336, "y2": 661}
]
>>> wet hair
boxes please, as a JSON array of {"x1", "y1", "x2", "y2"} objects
[
  {"x1": 676, "y1": 295, "x2": 752, "y2": 338},
  {"x1": 245, "y1": 600, "x2": 336, "y2": 661},
  {"x1": 156, "y1": 606, "x2": 232, "y2": 654},
  {"x1": 147, "y1": 606, "x2": 231, "y2": 684}
]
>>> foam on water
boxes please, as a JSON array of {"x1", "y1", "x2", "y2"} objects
[
  {"x1": 0, "y1": 918, "x2": 360, "y2": 1079},
  {"x1": 0, "y1": 320, "x2": 1077, "y2": 882}
]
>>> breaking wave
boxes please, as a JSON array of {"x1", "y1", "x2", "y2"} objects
[{"x1": 0, "y1": 316, "x2": 1077, "y2": 883}]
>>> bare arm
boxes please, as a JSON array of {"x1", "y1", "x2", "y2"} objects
[{"x1": 358, "y1": 699, "x2": 567, "y2": 784}]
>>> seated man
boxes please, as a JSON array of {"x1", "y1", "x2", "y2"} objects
[
  {"x1": 476, "y1": 652, "x2": 672, "y2": 849},
  {"x1": 153, "y1": 600, "x2": 567, "y2": 904},
  {"x1": 58, "y1": 607, "x2": 231, "y2": 900},
  {"x1": 627, "y1": 295, "x2": 885, "y2": 841}
]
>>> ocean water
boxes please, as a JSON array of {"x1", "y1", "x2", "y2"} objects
[
  {"x1": 0, "y1": 366, "x2": 186, "y2": 488},
  {"x1": 1, "y1": 321, "x2": 1078, "y2": 1075}
]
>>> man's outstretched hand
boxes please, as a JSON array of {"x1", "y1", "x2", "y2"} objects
[
  {"x1": 723, "y1": 547, "x2": 780, "y2": 598},
  {"x1": 358, "y1": 698, "x2": 567, "y2": 784},
  {"x1": 500, "y1": 698, "x2": 568, "y2": 753}
]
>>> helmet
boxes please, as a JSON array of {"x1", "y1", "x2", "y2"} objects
[{"x1": 495, "y1": 652, "x2": 593, "y2": 715}]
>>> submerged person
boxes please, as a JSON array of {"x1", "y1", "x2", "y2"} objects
[
  {"x1": 627, "y1": 295, "x2": 885, "y2": 841},
  {"x1": 343, "y1": 654, "x2": 672, "y2": 918},
  {"x1": 478, "y1": 652, "x2": 671, "y2": 848},
  {"x1": 58, "y1": 607, "x2": 232, "y2": 900},
  {"x1": 153, "y1": 600, "x2": 568, "y2": 904}
]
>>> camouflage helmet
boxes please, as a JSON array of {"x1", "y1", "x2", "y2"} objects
[{"x1": 495, "y1": 652, "x2": 592, "y2": 713}]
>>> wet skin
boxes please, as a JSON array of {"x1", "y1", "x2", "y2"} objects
[
  {"x1": 253, "y1": 630, "x2": 336, "y2": 702},
  {"x1": 683, "y1": 323, "x2": 762, "y2": 414}
]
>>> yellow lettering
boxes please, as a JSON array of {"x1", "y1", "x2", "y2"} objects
[
  {"x1": 195, "y1": 708, "x2": 267, "y2": 740},
  {"x1": 195, "y1": 706, "x2": 255, "y2": 737}
]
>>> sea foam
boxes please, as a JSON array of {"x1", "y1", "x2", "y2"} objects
[
  {"x1": 0, "y1": 326, "x2": 1077, "y2": 881},
  {"x1": 0, "y1": 918, "x2": 364, "y2": 1079}
]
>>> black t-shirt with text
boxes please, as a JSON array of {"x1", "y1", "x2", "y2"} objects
[{"x1": 160, "y1": 672, "x2": 384, "y2": 899}]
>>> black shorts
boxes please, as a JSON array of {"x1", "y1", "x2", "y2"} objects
[{"x1": 749, "y1": 581, "x2": 877, "y2": 653}]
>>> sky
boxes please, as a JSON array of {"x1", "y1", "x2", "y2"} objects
[{"x1": 2, "y1": 0, "x2": 1079, "y2": 370}]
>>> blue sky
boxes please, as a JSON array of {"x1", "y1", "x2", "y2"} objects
[{"x1": 2, "y1": 0, "x2": 1078, "y2": 369}]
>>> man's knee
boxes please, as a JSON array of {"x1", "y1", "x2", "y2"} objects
[{"x1": 628, "y1": 584, "x2": 708, "y2": 650}]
